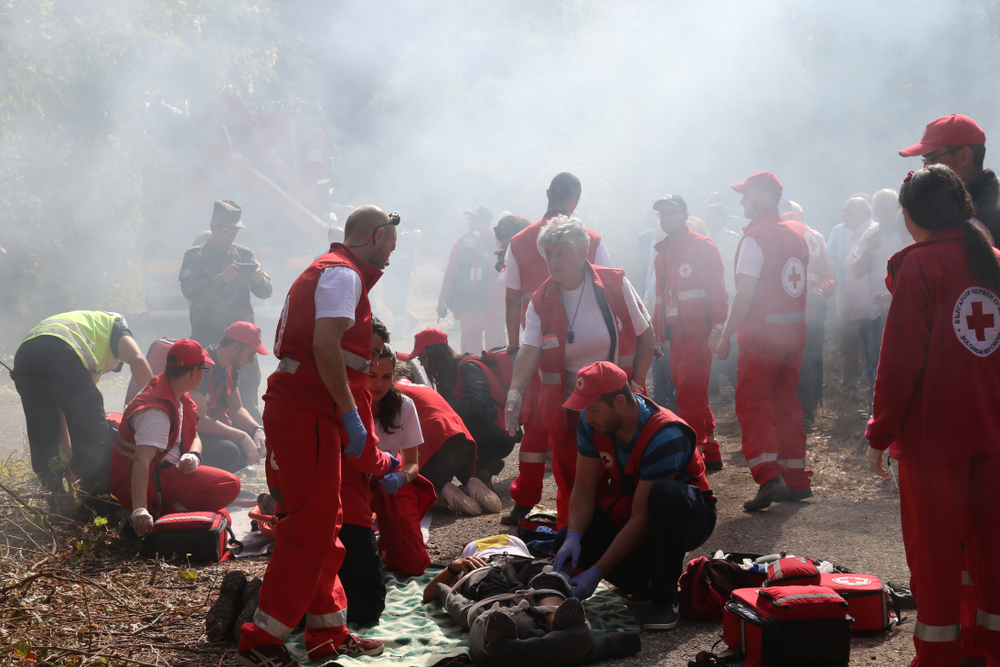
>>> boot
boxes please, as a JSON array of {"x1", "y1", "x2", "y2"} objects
[{"x1": 743, "y1": 476, "x2": 790, "y2": 512}]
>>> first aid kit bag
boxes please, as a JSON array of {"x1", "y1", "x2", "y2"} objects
[
  {"x1": 141, "y1": 509, "x2": 233, "y2": 562},
  {"x1": 723, "y1": 586, "x2": 853, "y2": 666}
]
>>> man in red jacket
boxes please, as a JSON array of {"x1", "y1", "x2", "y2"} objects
[
  {"x1": 714, "y1": 173, "x2": 812, "y2": 511},
  {"x1": 237, "y1": 206, "x2": 399, "y2": 667},
  {"x1": 499, "y1": 173, "x2": 615, "y2": 526},
  {"x1": 652, "y1": 195, "x2": 729, "y2": 470}
]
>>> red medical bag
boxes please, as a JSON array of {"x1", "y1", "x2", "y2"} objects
[
  {"x1": 723, "y1": 586, "x2": 853, "y2": 667},
  {"x1": 764, "y1": 557, "x2": 821, "y2": 587},
  {"x1": 142, "y1": 508, "x2": 235, "y2": 562},
  {"x1": 818, "y1": 573, "x2": 892, "y2": 632}
]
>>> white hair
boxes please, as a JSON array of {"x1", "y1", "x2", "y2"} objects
[{"x1": 537, "y1": 215, "x2": 589, "y2": 254}]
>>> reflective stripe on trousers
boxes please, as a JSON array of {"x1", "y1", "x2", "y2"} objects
[
  {"x1": 764, "y1": 312, "x2": 806, "y2": 325},
  {"x1": 746, "y1": 452, "x2": 778, "y2": 468},
  {"x1": 914, "y1": 622, "x2": 961, "y2": 642},
  {"x1": 519, "y1": 451, "x2": 548, "y2": 463},
  {"x1": 778, "y1": 458, "x2": 806, "y2": 469},
  {"x1": 307, "y1": 609, "x2": 349, "y2": 629},
  {"x1": 254, "y1": 607, "x2": 295, "y2": 640},
  {"x1": 978, "y1": 609, "x2": 1000, "y2": 632}
]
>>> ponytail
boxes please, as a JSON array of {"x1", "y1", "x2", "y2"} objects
[{"x1": 962, "y1": 220, "x2": 1000, "y2": 292}]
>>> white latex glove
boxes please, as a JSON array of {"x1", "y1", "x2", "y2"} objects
[
  {"x1": 504, "y1": 390, "x2": 523, "y2": 437},
  {"x1": 178, "y1": 452, "x2": 200, "y2": 474},
  {"x1": 253, "y1": 427, "x2": 266, "y2": 456},
  {"x1": 132, "y1": 507, "x2": 154, "y2": 537},
  {"x1": 240, "y1": 432, "x2": 261, "y2": 466},
  {"x1": 867, "y1": 445, "x2": 889, "y2": 479}
]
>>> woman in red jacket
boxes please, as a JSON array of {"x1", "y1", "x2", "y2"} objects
[{"x1": 866, "y1": 165, "x2": 1000, "y2": 667}]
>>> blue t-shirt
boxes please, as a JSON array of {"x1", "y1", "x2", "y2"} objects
[{"x1": 577, "y1": 395, "x2": 693, "y2": 481}]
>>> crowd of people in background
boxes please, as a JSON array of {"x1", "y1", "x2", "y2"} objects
[{"x1": 9, "y1": 113, "x2": 1000, "y2": 667}]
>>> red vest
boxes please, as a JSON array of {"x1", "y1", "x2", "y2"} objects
[
  {"x1": 397, "y1": 379, "x2": 473, "y2": 467},
  {"x1": 509, "y1": 213, "x2": 603, "y2": 303},
  {"x1": 594, "y1": 397, "x2": 711, "y2": 528},
  {"x1": 782, "y1": 214, "x2": 835, "y2": 323},
  {"x1": 734, "y1": 210, "x2": 809, "y2": 350},
  {"x1": 111, "y1": 373, "x2": 199, "y2": 512},
  {"x1": 267, "y1": 243, "x2": 382, "y2": 411},
  {"x1": 534, "y1": 265, "x2": 638, "y2": 437},
  {"x1": 652, "y1": 227, "x2": 728, "y2": 342}
]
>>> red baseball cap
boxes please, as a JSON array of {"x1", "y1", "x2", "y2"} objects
[
  {"x1": 410, "y1": 327, "x2": 449, "y2": 358},
  {"x1": 898, "y1": 114, "x2": 986, "y2": 157},
  {"x1": 731, "y1": 172, "x2": 783, "y2": 198},
  {"x1": 166, "y1": 339, "x2": 214, "y2": 367},
  {"x1": 224, "y1": 321, "x2": 269, "y2": 355},
  {"x1": 563, "y1": 362, "x2": 629, "y2": 410}
]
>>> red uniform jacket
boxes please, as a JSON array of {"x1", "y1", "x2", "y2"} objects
[
  {"x1": 782, "y1": 214, "x2": 835, "y2": 323},
  {"x1": 534, "y1": 265, "x2": 640, "y2": 437},
  {"x1": 111, "y1": 373, "x2": 200, "y2": 513},
  {"x1": 652, "y1": 226, "x2": 728, "y2": 342},
  {"x1": 594, "y1": 397, "x2": 711, "y2": 528},
  {"x1": 866, "y1": 228, "x2": 1000, "y2": 460},
  {"x1": 735, "y1": 209, "x2": 809, "y2": 351},
  {"x1": 397, "y1": 379, "x2": 474, "y2": 467}
]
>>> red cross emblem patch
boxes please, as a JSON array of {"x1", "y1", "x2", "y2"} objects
[
  {"x1": 678, "y1": 263, "x2": 692, "y2": 278},
  {"x1": 781, "y1": 258, "x2": 806, "y2": 298},
  {"x1": 599, "y1": 451, "x2": 615, "y2": 469},
  {"x1": 832, "y1": 576, "x2": 872, "y2": 587},
  {"x1": 953, "y1": 287, "x2": 1000, "y2": 357}
]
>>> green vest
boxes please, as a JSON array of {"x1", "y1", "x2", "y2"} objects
[{"x1": 23, "y1": 311, "x2": 121, "y2": 383}]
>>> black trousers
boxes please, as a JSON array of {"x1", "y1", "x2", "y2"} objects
[
  {"x1": 651, "y1": 350, "x2": 676, "y2": 410},
  {"x1": 796, "y1": 306, "x2": 827, "y2": 422},
  {"x1": 555, "y1": 479, "x2": 717, "y2": 604},
  {"x1": 12, "y1": 336, "x2": 110, "y2": 495},
  {"x1": 237, "y1": 356, "x2": 262, "y2": 423},
  {"x1": 420, "y1": 435, "x2": 475, "y2": 490},
  {"x1": 338, "y1": 522, "x2": 386, "y2": 626},
  {"x1": 198, "y1": 432, "x2": 250, "y2": 473},
  {"x1": 465, "y1": 420, "x2": 516, "y2": 475}
]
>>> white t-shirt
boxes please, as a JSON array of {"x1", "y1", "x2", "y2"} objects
[
  {"x1": 132, "y1": 408, "x2": 182, "y2": 466},
  {"x1": 374, "y1": 394, "x2": 423, "y2": 457},
  {"x1": 845, "y1": 220, "x2": 878, "y2": 321},
  {"x1": 735, "y1": 237, "x2": 764, "y2": 279},
  {"x1": 523, "y1": 276, "x2": 650, "y2": 394},
  {"x1": 315, "y1": 266, "x2": 363, "y2": 324},
  {"x1": 499, "y1": 239, "x2": 614, "y2": 290}
]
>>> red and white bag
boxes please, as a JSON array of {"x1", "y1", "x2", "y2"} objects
[
  {"x1": 764, "y1": 557, "x2": 821, "y2": 587},
  {"x1": 819, "y1": 573, "x2": 893, "y2": 632},
  {"x1": 142, "y1": 509, "x2": 236, "y2": 562},
  {"x1": 723, "y1": 586, "x2": 852, "y2": 667}
]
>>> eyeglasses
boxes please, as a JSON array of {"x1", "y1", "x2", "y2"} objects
[{"x1": 922, "y1": 146, "x2": 963, "y2": 165}]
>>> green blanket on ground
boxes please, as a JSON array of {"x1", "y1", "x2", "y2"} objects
[{"x1": 286, "y1": 566, "x2": 641, "y2": 667}]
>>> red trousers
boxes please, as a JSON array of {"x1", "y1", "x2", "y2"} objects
[
  {"x1": 111, "y1": 463, "x2": 240, "y2": 516},
  {"x1": 370, "y1": 476, "x2": 435, "y2": 577},
  {"x1": 735, "y1": 344, "x2": 811, "y2": 490},
  {"x1": 899, "y1": 453, "x2": 1000, "y2": 667},
  {"x1": 670, "y1": 338, "x2": 719, "y2": 463},
  {"x1": 548, "y1": 410, "x2": 580, "y2": 530},
  {"x1": 509, "y1": 413, "x2": 549, "y2": 509},
  {"x1": 239, "y1": 402, "x2": 349, "y2": 657}
]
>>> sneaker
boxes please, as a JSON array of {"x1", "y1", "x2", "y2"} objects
[
  {"x1": 336, "y1": 633, "x2": 384, "y2": 658},
  {"x1": 439, "y1": 482, "x2": 482, "y2": 516},
  {"x1": 551, "y1": 596, "x2": 587, "y2": 631},
  {"x1": 786, "y1": 486, "x2": 813, "y2": 501},
  {"x1": 464, "y1": 478, "x2": 502, "y2": 514},
  {"x1": 236, "y1": 643, "x2": 300, "y2": 667},
  {"x1": 206, "y1": 570, "x2": 248, "y2": 642},
  {"x1": 743, "y1": 476, "x2": 790, "y2": 512},
  {"x1": 484, "y1": 610, "x2": 518, "y2": 643},
  {"x1": 643, "y1": 599, "x2": 680, "y2": 631},
  {"x1": 500, "y1": 503, "x2": 532, "y2": 526},
  {"x1": 621, "y1": 583, "x2": 653, "y2": 608},
  {"x1": 233, "y1": 576, "x2": 263, "y2": 646}
]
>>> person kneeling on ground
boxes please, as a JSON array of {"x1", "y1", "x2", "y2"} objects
[
  {"x1": 110, "y1": 340, "x2": 241, "y2": 537},
  {"x1": 552, "y1": 362, "x2": 716, "y2": 631},
  {"x1": 411, "y1": 328, "x2": 517, "y2": 495},
  {"x1": 423, "y1": 534, "x2": 641, "y2": 667},
  {"x1": 190, "y1": 322, "x2": 270, "y2": 473}
]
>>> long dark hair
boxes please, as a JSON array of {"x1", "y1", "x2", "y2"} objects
[
  {"x1": 373, "y1": 344, "x2": 404, "y2": 434},
  {"x1": 899, "y1": 165, "x2": 1000, "y2": 292},
  {"x1": 423, "y1": 342, "x2": 460, "y2": 395}
]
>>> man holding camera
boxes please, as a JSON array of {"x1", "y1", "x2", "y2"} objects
[{"x1": 180, "y1": 200, "x2": 272, "y2": 421}]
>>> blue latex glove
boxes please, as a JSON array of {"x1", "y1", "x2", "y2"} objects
[
  {"x1": 387, "y1": 455, "x2": 401, "y2": 473},
  {"x1": 379, "y1": 471, "x2": 406, "y2": 494},
  {"x1": 553, "y1": 530, "x2": 582, "y2": 573},
  {"x1": 569, "y1": 566, "x2": 603, "y2": 600},
  {"x1": 341, "y1": 407, "x2": 368, "y2": 459}
]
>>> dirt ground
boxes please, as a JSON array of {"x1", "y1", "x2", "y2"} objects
[{"x1": 0, "y1": 259, "x2": 919, "y2": 666}]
